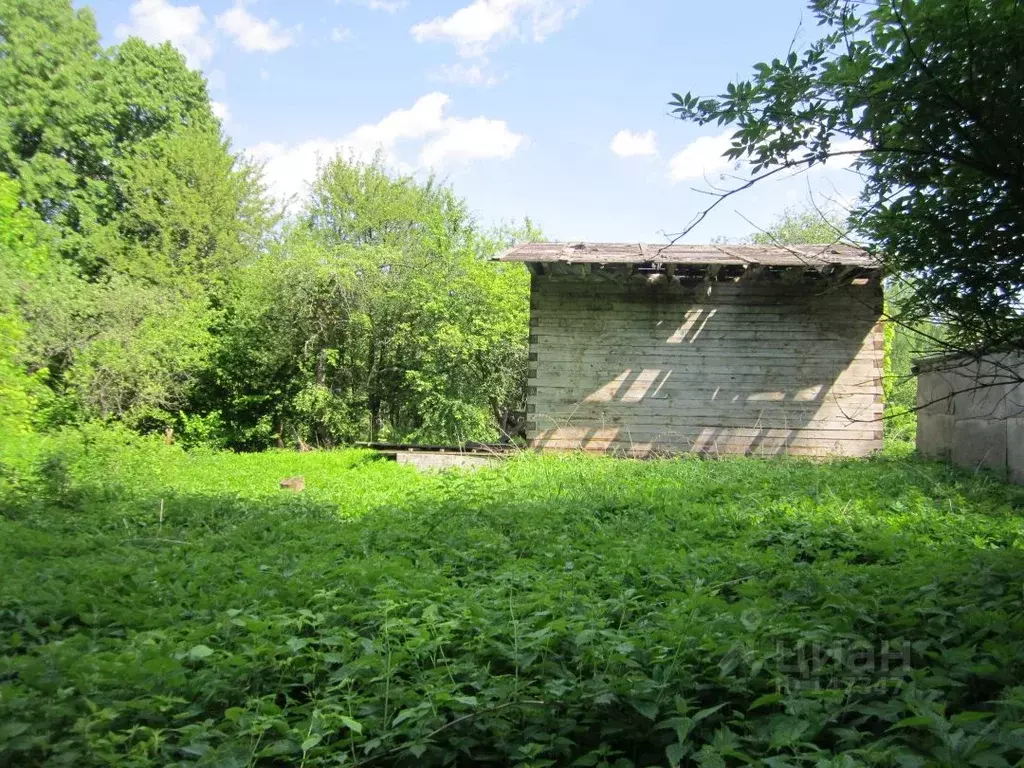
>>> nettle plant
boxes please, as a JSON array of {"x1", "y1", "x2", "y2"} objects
[{"x1": 2, "y1": 442, "x2": 1024, "y2": 766}]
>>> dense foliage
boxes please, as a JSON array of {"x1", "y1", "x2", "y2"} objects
[
  {"x1": 2, "y1": 437, "x2": 1023, "y2": 766},
  {"x1": 0, "y1": 0, "x2": 267, "y2": 279},
  {"x1": 0, "y1": 0, "x2": 533, "y2": 449},
  {"x1": 200, "y1": 159, "x2": 532, "y2": 449},
  {"x1": 0, "y1": 178, "x2": 48, "y2": 486},
  {"x1": 746, "y1": 207, "x2": 844, "y2": 247},
  {"x1": 0, "y1": 0, "x2": 270, "y2": 435},
  {"x1": 670, "y1": 0, "x2": 1024, "y2": 350}
]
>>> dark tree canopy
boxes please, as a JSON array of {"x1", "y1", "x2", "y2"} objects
[{"x1": 671, "y1": 0, "x2": 1024, "y2": 350}]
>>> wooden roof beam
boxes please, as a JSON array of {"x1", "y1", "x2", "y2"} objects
[{"x1": 828, "y1": 265, "x2": 861, "y2": 286}]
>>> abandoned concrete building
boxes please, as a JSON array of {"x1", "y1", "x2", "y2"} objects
[
  {"x1": 497, "y1": 242, "x2": 884, "y2": 457},
  {"x1": 916, "y1": 350, "x2": 1024, "y2": 483}
]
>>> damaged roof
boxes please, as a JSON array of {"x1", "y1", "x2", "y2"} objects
[{"x1": 497, "y1": 242, "x2": 878, "y2": 269}]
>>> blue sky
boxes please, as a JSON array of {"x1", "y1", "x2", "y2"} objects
[{"x1": 81, "y1": 0, "x2": 865, "y2": 242}]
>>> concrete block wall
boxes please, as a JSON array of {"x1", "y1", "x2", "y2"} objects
[{"x1": 916, "y1": 351, "x2": 1024, "y2": 483}]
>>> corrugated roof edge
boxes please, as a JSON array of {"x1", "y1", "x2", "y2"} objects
[{"x1": 494, "y1": 242, "x2": 879, "y2": 268}]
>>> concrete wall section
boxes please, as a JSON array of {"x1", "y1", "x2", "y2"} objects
[
  {"x1": 916, "y1": 351, "x2": 1024, "y2": 482},
  {"x1": 1009, "y1": 419, "x2": 1024, "y2": 485}
]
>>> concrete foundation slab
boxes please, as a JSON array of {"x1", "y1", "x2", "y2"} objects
[{"x1": 394, "y1": 452, "x2": 499, "y2": 471}]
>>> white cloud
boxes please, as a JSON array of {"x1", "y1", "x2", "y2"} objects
[
  {"x1": 247, "y1": 92, "x2": 524, "y2": 203},
  {"x1": 248, "y1": 140, "x2": 340, "y2": 203},
  {"x1": 411, "y1": 0, "x2": 589, "y2": 57},
  {"x1": 215, "y1": 3, "x2": 296, "y2": 53},
  {"x1": 336, "y1": 0, "x2": 407, "y2": 11},
  {"x1": 331, "y1": 26, "x2": 353, "y2": 42},
  {"x1": 346, "y1": 92, "x2": 452, "y2": 151},
  {"x1": 668, "y1": 132, "x2": 736, "y2": 182},
  {"x1": 115, "y1": 0, "x2": 213, "y2": 68},
  {"x1": 259, "y1": 68, "x2": 270, "y2": 80},
  {"x1": 211, "y1": 101, "x2": 231, "y2": 123},
  {"x1": 419, "y1": 117, "x2": 522, "y2": 167},
  {"x1": 666, "y1": 132, "x2": 864, "y2": 187},
  {"x1": 610, "y1": 129, "x2": 657, "y2": 158},
  {"x1": 433, "y1": 62, "x2": 501, "y2": 87}
]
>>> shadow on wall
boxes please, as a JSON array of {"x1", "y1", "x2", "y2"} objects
[{"x1": 528, "y1": 275, "x2": 884, "y2": 457}]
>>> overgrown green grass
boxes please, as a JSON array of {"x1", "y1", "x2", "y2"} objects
[{"x1": 2, "y1": 433, "x2": 1024, "y2": 767}]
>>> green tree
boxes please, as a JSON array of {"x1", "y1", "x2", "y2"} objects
[
  {"x1": 670, "y1": 0, "x2": 1024, "y2": 351},
  {"x1": 0, "y1": 2, "x2": 266, "y2": 279},
  {"x1": 302, "y1": 156, "x2": 532, "y2": 444},
  {"x1": 0, "y1": 0, "x2": 106, "y2": 267},
  {"x1": 0, "y1": 178, "x2": 47, "y2": 438},
  {"x1": 208, "y1": 157, "x2": 533, "y2": 449},
  {"x1": 2, "y1": 1, "x2": 533, "y2": 448},
  {"x1": 747, "y1": 206, "x2": 845, "y2": 246},
  {"x1": 88, "y1": 39, "x2": 272, "y2": 289},
  {"x1": 1, "y1": 0, "x2": 273, "y2": 432},
  {"x1": 0, "y1": 176, "x2": 60, "y2": 496}
]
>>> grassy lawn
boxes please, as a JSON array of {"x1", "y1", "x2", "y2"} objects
[{"x1": 2, "y1": 437, "x2": 1024, "y2": 766}]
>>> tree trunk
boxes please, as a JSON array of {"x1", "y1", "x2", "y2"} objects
[{"x1": 316, "y1": 348, "x2": 326, "y2": 387}]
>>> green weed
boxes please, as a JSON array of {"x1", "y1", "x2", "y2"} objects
[{"x1": 2, "y1": 437, "x2": 1023, "y2": 766}]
